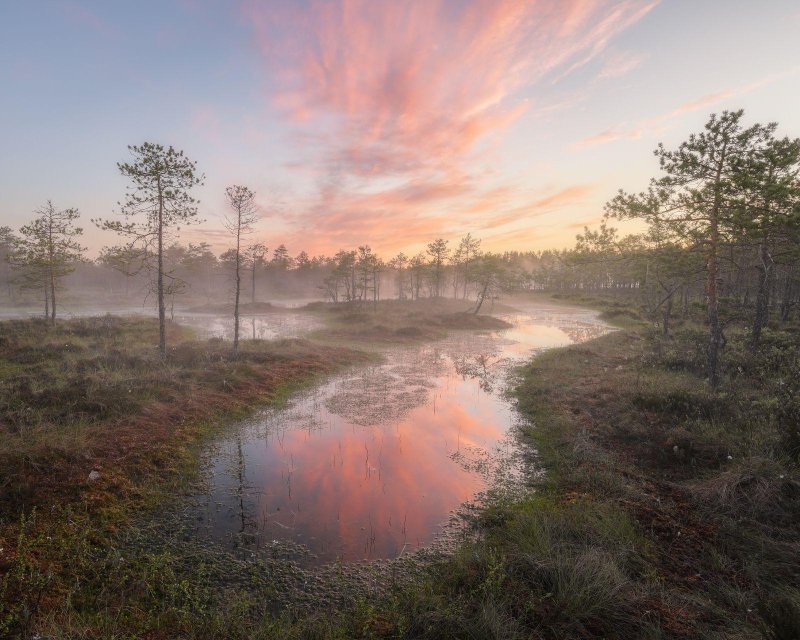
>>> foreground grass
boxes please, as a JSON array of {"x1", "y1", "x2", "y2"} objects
[
  {"x1": 0, "y1": 315, "x2": 368, "y2": 637},
  {"x1": 391, "y1": 295, "x2": 799, "y2": 639},
  {"x1": 1, "y1": 316, "x2": 368, "y2": 509}
]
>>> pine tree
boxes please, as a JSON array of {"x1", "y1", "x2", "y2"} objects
[
  {"x1": 244, "y1": 243, "x2": 268, "y2": 304},
  {"x1": 12, "y1": 201, "x2": 84, "y2": 323},
  {"x1": 607, "y1": 110, "x2": 768, "y2": 387},
  {"x1": 96, "y1": 143, "x2": 203, "y2": 359},
  {"x1": 736, "y1": 132, "x2": 800, "y2": 346},
  {"x1": 224, "y1": 185, "x2": 259, "y2": 354},
  {"x1": 0, "y1": 226, "x2": 16, "y2": 302},
  {"x1": 452, "y1": 234, "x2": 481, "y2": 299},
  {"x1": 426, "y1": 238, "x2": 449, "y2": 298}
]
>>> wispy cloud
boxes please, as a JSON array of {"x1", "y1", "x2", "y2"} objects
[
  {"x1": 597, "y1": 50, "x2": 646, "y2": 79},
  {"x1": 573, "y1": 125, "x2": 644, "y2": 148},
  {"x1": 667, "y1": 90, "x2": 735, "y2": 118},
  {"x1": 573, "y1": 66, "x2": 800, "y2": 149},
  {"x1": 240, "y1": 0, "x2": 657, "y2": 253}
]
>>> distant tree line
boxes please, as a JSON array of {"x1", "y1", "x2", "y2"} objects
[{"x1": 2, "y1": 110, "x2": 797, "y2": 371}]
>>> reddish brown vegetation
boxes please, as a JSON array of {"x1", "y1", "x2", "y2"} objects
[{"x1": 0, "y1": 317, "x2": 365, "y2": 516}]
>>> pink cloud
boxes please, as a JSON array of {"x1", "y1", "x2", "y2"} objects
[
  {"x1": 477, "y1": 184, "x2": 598, "y2": 228},
  {"x1": 567, "y1": 215, "x2": 605, "y2": 229},
  {"x1": 186, "y1": 177, "x2": 599, "y2": 257},
  {"x1": 246, "y1": 0, "x2": 656, "y2": 177},
  {"x1": 572, "y1": 125, "x2": 644, "y2": 148},
  {"x1": 667, "y1": 90, "x2": 735, "y2": 118},
  {"x1": 267, "y1": 181, "x2": 597, "y2": 257},
  {"x1": 238, "y1": 0, "x2": 656, "y2": 254},
  {"x1": 555, "y1": 1, "x2": 658, "y2": 81}
]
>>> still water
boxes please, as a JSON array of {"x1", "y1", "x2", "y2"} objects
[
  {"x1": 175, "y1": 311, "x2": 323, "y2": 341},
  {"x1": 189, "y1": 300, "x2": 609, "y2": 564}
]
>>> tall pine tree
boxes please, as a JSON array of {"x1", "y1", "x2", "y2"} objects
[{"x1": 96, "y1": 143, "x2": 203, "y2": 359}]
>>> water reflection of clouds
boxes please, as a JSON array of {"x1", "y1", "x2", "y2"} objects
[
  {"x1": 189, "y1": 301, "x2": 610, "y2": 564},
  {"x1": 452, "y1": 353, "x2": 511, "y2": 393}
]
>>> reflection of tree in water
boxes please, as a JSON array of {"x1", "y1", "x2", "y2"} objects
[
  {"x1": 222, "y1": 430, "x2": 255, "y2": 542},
  {"x1": 325, "y1": 329, "x2": 504, "y2": 425},
  {"x1": 449, "y1": 432, "x2": 528, "y2": 495},
  {"x1": 452, "y1": 353, "x2": 509, "y2": 393},
  {"x1": 558, "y1": 322, "x2": 608, "y2": 343},
  {"x1": 235, "y1": 433, "x2": 247, "y2": 534},
  {"x1": 328, "y1": 329, "x2": 506, "y2": 426},
  {"x1": 261, "y1": 387, "x2": 328, "y2": 437},
  {"x1": 449, "y1": 444, "x2": 490, "y2": 474}
]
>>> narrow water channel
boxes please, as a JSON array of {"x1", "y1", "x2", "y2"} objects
[{"x1": 188, "y1": 300, "x2": 609, "y2": 565}]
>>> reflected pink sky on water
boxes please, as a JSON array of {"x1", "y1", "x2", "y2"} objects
[{"x1": 193, "y1": 301, "x2": 608, "y2": 563}]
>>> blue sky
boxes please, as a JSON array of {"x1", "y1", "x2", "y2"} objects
[{"x1": 1, "y1": 0, "x2": 799, "y2": 257}]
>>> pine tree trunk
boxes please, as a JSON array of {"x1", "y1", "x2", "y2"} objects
[
  {"x1": 48, "y1": 216, "x2": 57, "y2": 324},
  {"x1": 157, "y1": 183, "x2": 166, "y2": 360},
  {"x1": 49, "y1": 265, "x2": 57, "y2": 325},
  {"x1": 233, "y1": 214, "x2": 242, "y2": 355},
  {"x1": 251, "y1": 259, "x2": 256, "y2": 304},
  {"x1": 751, "y1": 236, "x2": 773, "y2": 347},
  {"x1": 474, "y1": 281, "x2": 489, "y2": 315},
  {"x1": 707, "y1": 171, "x2": 724, "y2": 388},
  {"x1": 780, "y1": 270, "x2": 794, "y2": 321},
  {"x1": 682, "y1": 285, "x2": 689, "y2": 318},
  {"x1": 663, "y1": 290, "x2": 673, "y2": 336}
]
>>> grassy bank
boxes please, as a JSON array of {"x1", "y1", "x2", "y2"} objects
[
  {"x1": 307, "y1": 297, "x2": 512, "y2": 346},
  {"x1": 1, "y1": 316, "x2": 368, "y2": 509},
  {"x1": 0, "y1": 315, "x2": 369, "y2": 637},
  {"x1": 0, "y1": 303, "x2": 512, "y2": 639},
  {"x1": 377, "y1": 294, "x2": 799, "y2": 639}
]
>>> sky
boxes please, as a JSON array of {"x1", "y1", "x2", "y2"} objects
[{"x1": 1, "y1": 0, "x2": 799, "y2": 259}]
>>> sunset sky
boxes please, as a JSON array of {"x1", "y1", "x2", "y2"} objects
[{"x1": 1, "y1": 1, "x2": 799, "y2": 258}]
